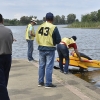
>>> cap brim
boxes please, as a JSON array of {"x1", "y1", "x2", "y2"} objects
[
  {"x1": 31, "y1": 20, "x2": 37, "y2": 24},
  {"x1": 34, "y1": 22, "x2": 37, "y2": 24}
]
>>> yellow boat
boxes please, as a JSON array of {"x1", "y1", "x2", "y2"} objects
[{"x1": 56, "y1": 52, "x2": 100, "y2": 70}]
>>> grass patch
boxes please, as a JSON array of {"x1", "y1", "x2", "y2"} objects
[{"x1": 66, "y1": 22, "x2": 100, "y2": 29}]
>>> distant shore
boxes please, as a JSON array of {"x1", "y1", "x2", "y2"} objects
[{"x1": 66, "y1": 22, "x2": 100, "y2": 29}]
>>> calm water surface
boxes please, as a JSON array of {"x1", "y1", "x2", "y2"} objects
[{"x1": 7, "y1": 25, "x2": 100, "y2": 88}]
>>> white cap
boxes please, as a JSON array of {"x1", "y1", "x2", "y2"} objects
[{"x1": 31, "y1": 18, "x2": 37, "y2": 24}]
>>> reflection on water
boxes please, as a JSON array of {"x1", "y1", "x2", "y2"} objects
[
  {"x1": 69, "y1": 67, "x2": 100, "y2": 89},
  {"x1": 7, "y1": 25, "x2": 100, "y2": 89}
]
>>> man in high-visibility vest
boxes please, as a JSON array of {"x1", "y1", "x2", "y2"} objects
[
  {"x1": 57, "y1": 36, "x2": 83, "y2": 74},
  {"x1": 36, "y1": 12, "x2": 61, "y2": 88},
  {"x1": 25, "y1": 18, "x2": 37, "y2": 61}
]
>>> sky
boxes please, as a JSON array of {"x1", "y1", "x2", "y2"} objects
[{"x1": 0, "y1": 0, "x2": 100, "y2": 21}]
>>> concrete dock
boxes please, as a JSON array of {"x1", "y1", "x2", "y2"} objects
[{"x1": 8, "y1": 59, "x2": 100, "y2": 100}]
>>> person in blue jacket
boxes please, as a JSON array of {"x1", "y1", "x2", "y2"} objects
[{"x1": 36, "y1": 12, "x2": 61, "y2": 88}]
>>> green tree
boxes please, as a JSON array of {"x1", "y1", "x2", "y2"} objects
[
  {"x1": 60, "y1": 15, "x2": 65, "y2": 24},
  {"x1": 97, "y1": 9, "x2": 100, "y2": 21},
  {"x1": 67, "y1": 14, "x2": 76, "y2": 24},
  {"x1": 75, "y1": 19, "x2": 79, "y2": 22},
  {"x1": 81, "y1": 11, "x2": 97, "y2": 22},
  {"x1": 10, "y1": 19, "x2": 19, "y2": 25},
  {"x1": 20, "y1": 16, "x2": 36, "y2": 25},
  {"x1": 90, "y1": 11, "x2": 98, "y2": 22},
  {"x1": 54, "y1": 15, "x2": 61, "y2": 24},
  {"x1": 20, "y1": 16, "x2": 30, "y2": 25},
  {"x1": 81, "y1": 14, "x2": 91, "y2": 22}
]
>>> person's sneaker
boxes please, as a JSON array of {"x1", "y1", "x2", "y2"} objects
[
  {"x1": 28, "y1": 59, "x2": 35, "y2": 62},
  {"x1": 60, "y1": 70, "x2": 64, "y2": 73},
  {"x1": 64, "y1": 72, "x2": 68, "y2": 74},
  {"x1": 38, "y1": 82, "x2": 44, "y2": 87},
  {"x1": 45, "y1": 84, "x2": 57, "y2": 88}
]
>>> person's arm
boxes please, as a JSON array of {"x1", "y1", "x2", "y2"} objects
[
  {"x1": 30, "y1": 31, "x2": 35, "y2": 37},
  {"x1": 13, "y1": 38, "x2": 17, "y2": 41},
  {"x1": 69, "y1": 43, "x2": 83, "y2": 61},
  {"x1": 9, "y1": 29, "x2": 16, "y2": 43},
  {"x1": 52, "y1": 27, "x2": 61, "y2": 45},
  {"x1": 35, "y1": 28, "x2": 39, "y2": 44},
  {"x1": 74, "y1": 49, "x2": 83, "y2": 61}
]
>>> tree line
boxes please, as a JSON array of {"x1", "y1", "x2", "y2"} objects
[
  {"x1": 81, "y1": 9, "x2": 100, "y2": 22},
  {"x1": 3, "y1": 14, "x2": 78, "y2": 26},
  {"x1": 67, "y1": 9, "x2": 100, "y2": 28},
  {"x1": 3, "y1": 9, "x2": 100, "y2": 26}
]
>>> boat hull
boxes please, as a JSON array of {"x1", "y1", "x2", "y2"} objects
[{"x1": 56, "y1": 52, "x2": 100, "y2": 69}]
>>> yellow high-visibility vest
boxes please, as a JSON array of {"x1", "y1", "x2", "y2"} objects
[
  {"x1": 36, "y1": 21, "x2": 56, "y2": 47},
  {"x1": 61, "y1": 37, "x2": 75, "y2": 48},
  {"x1": 25, "y1": 24, "x2": 35, "y2": 40}
]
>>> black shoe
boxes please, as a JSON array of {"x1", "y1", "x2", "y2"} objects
[
  {"x1": 38, "y1": 82, "x2": 44, "y2": 87},
  {"x1": 45, "y1": 84, "x2": 57, "y2": 88},
  {"x1": 28, "y1": 59, "x2": 35, "y2": 62}
]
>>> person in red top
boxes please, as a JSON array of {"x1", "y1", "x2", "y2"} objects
[{"x1": 57, "y1": 36, "x2": 82, "y2": 74}]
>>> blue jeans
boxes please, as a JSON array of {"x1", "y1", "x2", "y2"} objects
[
  {"x1": 27, "y1": 40, "x2": 34, "y2": 61},
  {"x1": 0, "y1": 54, "x2": 11, "y2": 100},
  {"x1": 38, "y1": 50, "x2": 55, "y2": 86},
  {"x1": 57, "y1": 44, "x2": 69, "y2": 72}
]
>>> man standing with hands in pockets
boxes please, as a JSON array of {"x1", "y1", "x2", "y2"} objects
[
  {"x1": 25, "y1": 18, "x2": 37, "y2": 61},
  {"x1": 36, "y1": 12, "x2": 61, "y2": 88}
]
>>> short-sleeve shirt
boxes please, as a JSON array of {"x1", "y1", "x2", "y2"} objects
[
  {"x1": 29, "y1": 25, "x2": 33, "y2": 31},
  {"x1": 0, "y1": 24, "x2": 13, "y2": 55},
  {"x1": 68, "y1": 43, "x2": 77, "y2": 49}
]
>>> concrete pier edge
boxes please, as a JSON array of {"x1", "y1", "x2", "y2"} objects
[{"x1": 8, "y1": 59, "x2": 100, "y2": 100}]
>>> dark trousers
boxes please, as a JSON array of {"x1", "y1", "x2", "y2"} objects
[
  {"x1": 0, "y1": 54, "x2": 12, "y2": 100},
  {"x1": 57, "y1": 44, "x2": 69, "y2": 72},
  {"x1": 27, "y1": 40, "x2": 34, "y2": 61}
]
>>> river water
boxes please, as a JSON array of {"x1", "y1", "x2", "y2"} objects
[{"x1": 7, "y1": 25, "x2": 100, "y2": 89}]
